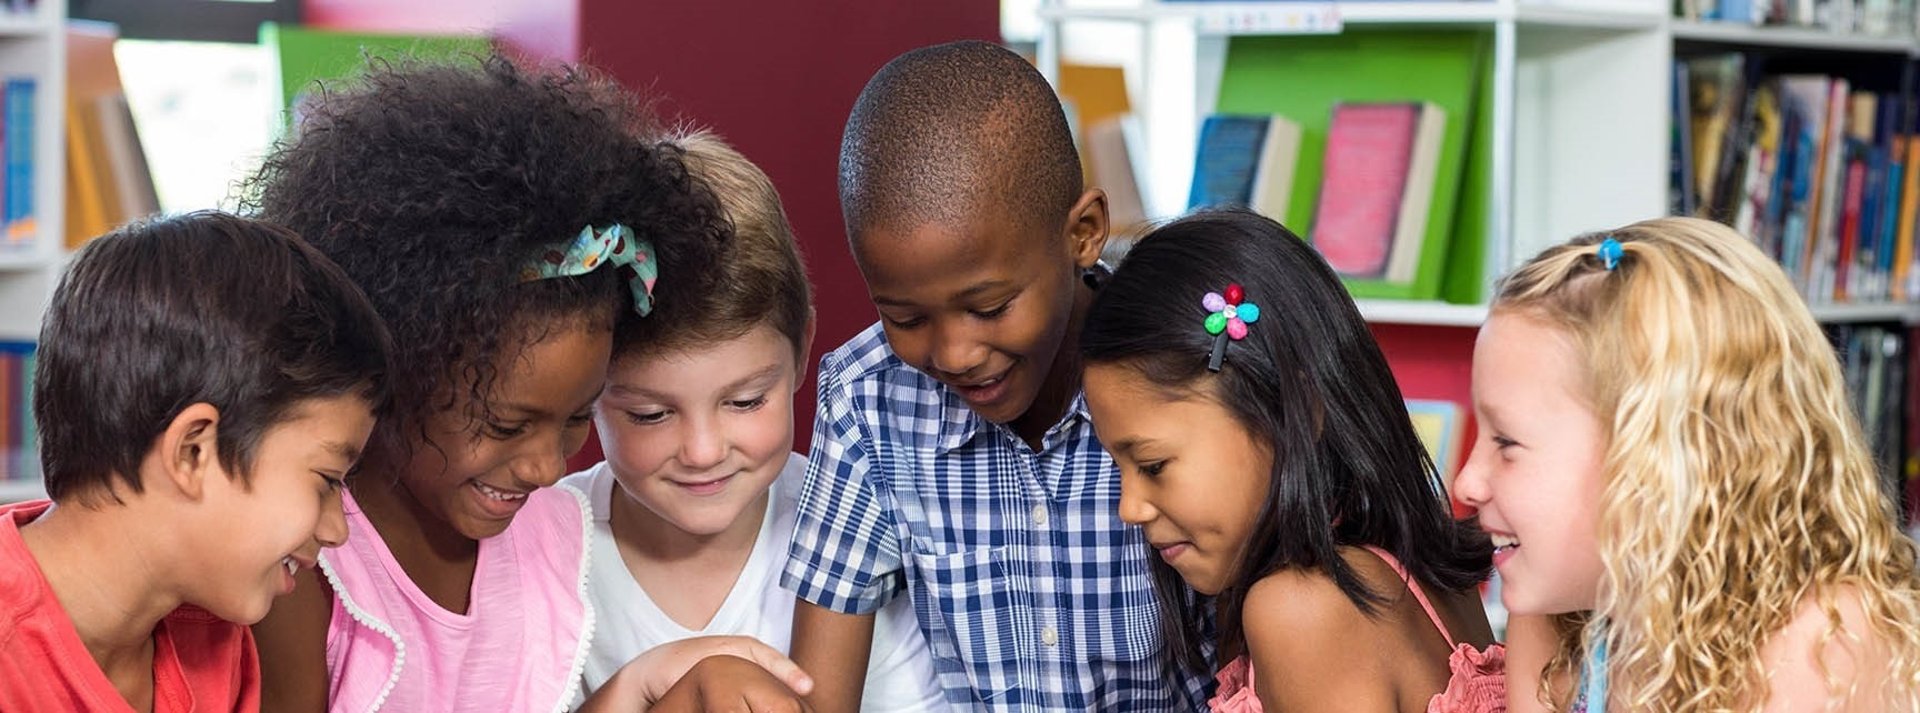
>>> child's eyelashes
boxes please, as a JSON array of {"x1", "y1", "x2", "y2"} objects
[
  {"x1": 727, "y1": 395, "x2": 769, "y2": 412},
  {"x1": 1491, "y1": 435, "x2": 1520, "y2": 451},
  {"x1": 882, "y1": 314, "x2": 927, "y2": 330},
  {"x1": 316, "y1": 471, "x2": 348, "y2": 492},
  {"x1": 1138, "y1": 460, "x2": 1167, "y2": 477},
  {"x1": 623, "y1": 409, "x2": 669, "y2": 426},
  {"x1": 971, "y1": 301, "x2": 1013, "y2": 320},
  {"x1": 565, "y1": 411, "x2": 594, "y2": 428},
  {"x1": 482, "y1": 420, "x2": 530, "y2": 440}
]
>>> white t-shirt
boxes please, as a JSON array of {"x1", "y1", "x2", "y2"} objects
[{"x1": 560, "y1": 454, "x2": 946, "y2": 712}]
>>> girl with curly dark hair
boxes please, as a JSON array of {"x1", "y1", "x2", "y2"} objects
[{"x1": 243, "y1": 55, "x2": 812, "y2": 712}]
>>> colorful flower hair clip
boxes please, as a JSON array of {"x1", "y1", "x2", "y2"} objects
[
  {"x1": 1202, "y1": 282, "x2": 1260, "y2": 372},
  {"x1": 1597, "y1": 237, "x2": 1624, "y2": 271}
]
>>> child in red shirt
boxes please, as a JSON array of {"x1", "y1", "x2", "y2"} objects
[{"x1": 0, "y1": 211, "x2": 391, "y2": 712}]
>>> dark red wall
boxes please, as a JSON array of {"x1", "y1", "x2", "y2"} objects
[{"x1": 577, "y1": 1, "x2": 1001, "y2": 450}]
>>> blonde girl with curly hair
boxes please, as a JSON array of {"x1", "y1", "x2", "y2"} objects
[{"x1": 1452, "y1": 216, "x2": 1920, "y2": 712}]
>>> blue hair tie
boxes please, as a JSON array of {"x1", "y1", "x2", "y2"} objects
[{"x1": 1597, "y1": 237, "x2": 1623, "y2": 271}]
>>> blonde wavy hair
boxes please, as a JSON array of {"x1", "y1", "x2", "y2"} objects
[{"x1": 1493, "y1": 217, "x2": 1920, "y2": 710}]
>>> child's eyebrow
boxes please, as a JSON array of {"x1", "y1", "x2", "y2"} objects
[
  {"x1": 606, "y1": 364, "x2": 786, "y2": 401},
  {"x1": 722, "y1": 364, "x2": 786, "y2": 392},
  {"x1": 872, "y1": 279, "x2": 1019, "y2": 307},
  {"x1": 953, "y1": 280, "x2": 1017, "y2": 301},
  {"x1": 323, "y1": 440, "x2": 363, "y2": 464}
]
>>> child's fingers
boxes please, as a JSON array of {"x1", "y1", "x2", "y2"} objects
[{"x1": 716, "y1": 639, "x2": 815, "y2": 696}]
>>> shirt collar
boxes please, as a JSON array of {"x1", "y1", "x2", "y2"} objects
[{"x1": 934, "y1": 388, "x2": 1093, "y2": 455}]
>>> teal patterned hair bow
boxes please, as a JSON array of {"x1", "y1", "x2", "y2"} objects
[{"x1": 521, "y1": 224, "x2": 658, "y2": 316}]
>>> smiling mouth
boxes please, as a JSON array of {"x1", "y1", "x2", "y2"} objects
[
  {"x1": 1490, "y1": 533, "x2": 1520, "y2": 554},
  {"x1": 949, "y1": 369, "x2": 1013, "y2": 403},
  {"x1": 474, "y1": 482, "x2": 529, "y2": 502},
  {"x1": 1150, "y1": 541, "x2": 1192, "y2": 562}
]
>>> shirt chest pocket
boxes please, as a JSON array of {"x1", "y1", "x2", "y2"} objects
[{"x1": 911, "y1": 545, "x2": 1021, "y2": 701}]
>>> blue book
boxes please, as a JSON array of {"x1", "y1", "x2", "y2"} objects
[
  {"x1": 1189, "y1": 115, "x2": 1271, "y2": 210},
  {"x1": 3, "y1": 78, "x2": 33, "y2": 245}
]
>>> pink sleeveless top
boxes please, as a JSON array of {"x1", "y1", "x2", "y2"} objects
[
  {"x1": 317, "y1": 487, "x2": 595, "y2": 713},
  {"x1": 1208, "y1": 547, "x2": 1506, "y2": 712}
]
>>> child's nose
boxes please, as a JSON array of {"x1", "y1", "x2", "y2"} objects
[
  {"x1": 1117, "y1": 485, "x2": 1156, "y2": 525},
  {"x1": 1452, "y1": 443, "x2": 1491, "y2": 509},
  {"x1": 317, "y1": 491, "x2": 349, "y2": 548},
  {"x1": 513, "y1": 440, "x2": 569, "y2": 490},
  {"x1": 678, "y1": 416, "x2": 727, "y2": 472},
  {"x1": 929, "y1": 322, "x2": 990, "y2": 377}
]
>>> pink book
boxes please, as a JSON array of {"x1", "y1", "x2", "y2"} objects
[{"x1": 1311, "y1": 103, "x2": 1444, "y2": 282}]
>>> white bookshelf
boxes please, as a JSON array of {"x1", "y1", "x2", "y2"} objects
[
  {"x1": 0, "y1": 477, "x2": 42, "y2": 503},
  {"x1": 1670, "y1": 19, "x2": 1916, "y2": 53},
  {"x1": 0, "y1": 0, "x2": 66, "y2": 503},
  {"x1": 0, "y1": 0, "x2": 61, "y2": 343},
  {"x1": 1355, "y1": 299, "x2": 1490, "y2": 327},
  {"x1": 1038, "y1": 0, "x2": 1920, "y2": 327},
  {"x1": 1808, "y1": 302, "x2": 1920, "y2": 324}
]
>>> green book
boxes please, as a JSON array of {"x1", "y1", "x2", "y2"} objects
[
  {"x1": 261, "y1": 23, "x2": 492, "y2": 123},
  {"x1": 1214, "y1": 29, "x2": 1491, "y2": 303}
]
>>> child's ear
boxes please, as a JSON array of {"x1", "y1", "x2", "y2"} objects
[
  {"x1": 158, "y1": 402, "x2": 223, "y2": 501},
  {"x1": 792, "y1": 308, "x2": 818, "y2": 394},
  {"x1": 1064, "y1": 188, "x2": 1111, "y2": 271}
]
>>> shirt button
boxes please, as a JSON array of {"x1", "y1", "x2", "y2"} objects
[
  {"x1": 1032, "y1": 505, "x2": 1049, "y2": 526},
  {"x1": 1042, "y1": 626, "x2": 1058, "y2": 647}
]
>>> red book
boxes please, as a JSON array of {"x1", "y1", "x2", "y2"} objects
[
  {"x1": 1311, "y1": 102, "x2": 1445, "y2": 282},
  {"x1": 1837, "y1": 158, "x2": 1865, "y2": 302}
]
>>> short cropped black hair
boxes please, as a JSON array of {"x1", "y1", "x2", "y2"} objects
[
  {"x1": 242, "y1": 55, "x2": 728, "y2": 442},
  {"x1": 35, "y1": 211, "x2": 392, "y2": 502},
  {"x1": 839, "y1": 40, "x2": 1081, "y2": 241}
]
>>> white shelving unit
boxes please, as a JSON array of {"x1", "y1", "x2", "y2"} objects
[
  {"x1": 0, "y1": 0, "x2": 66, "y2": 502},
  {"x1": 1356, "y1": 299, "x2": 1490, "y2": 327},
  {"x1": 1037, "y1": 0, "x2": 1920, "y2": 328},
  {"x1": 0, "y1": 0, "x2": 62, "y2": 343},
  {"x1": 1670, "y1": 19, "x2": 1917, "y2": 53},
  {"x1": 0, "y1": 477, "x2": 42, "y2": 503}
]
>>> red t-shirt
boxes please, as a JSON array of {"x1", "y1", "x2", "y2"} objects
[{"x1": 0, "y1": 500, "x2": 261, "y2": 712}]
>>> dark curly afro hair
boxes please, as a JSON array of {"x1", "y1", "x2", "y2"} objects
[{"x1": 241, "y1": 54, "x2": 728, "y2": 447}]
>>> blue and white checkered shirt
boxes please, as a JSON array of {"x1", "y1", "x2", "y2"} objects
[{"x1": 782, "y1": 323, "x2": 1212, "y2": 712}]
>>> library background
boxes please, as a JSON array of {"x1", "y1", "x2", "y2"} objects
[{"x1": 0, "y1": 0, "x2": 1916, "y2": 629}]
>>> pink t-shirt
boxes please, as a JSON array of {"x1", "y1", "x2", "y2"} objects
[
  {"x1": 1208, "y1": 547, "x2": 1506, "y2": 713},
  {"x1": 318, "y1": 487, "x2": 594, "y2": 712}
]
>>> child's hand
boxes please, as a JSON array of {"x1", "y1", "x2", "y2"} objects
[
  {"x1": 583, "y1": 635, "x2": 813, "y2": 712},
  {"x1": 649, "y1": 654, "x2": 816, "y2": 713}
]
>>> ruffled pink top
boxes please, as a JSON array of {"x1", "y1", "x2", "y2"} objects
[{"x1": 1207, "y1": 547, "x2": 1506, "y2": 712}]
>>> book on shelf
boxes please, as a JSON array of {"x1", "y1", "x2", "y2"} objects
[
  {"x1": 1311, "y1": 102, "x2": 1445, "y2": 285},
  {"x1": 1405, "y1": 399, "x2": 1465, "y2": 494},
  {"x1": 1674, "y1": 55, "x2": 1920, "y2": 307},
  {"x1": 1828, "y1": 324, "x2": 1908, "y2": 519},
  {"x1": 1214, "y1": 31, "x2": 1487, "y2": 302},
  {"x1": 1086, "y1": 116, "x2": 1150, "y2": 237},
  {"x1": 1676, "y1": 0, "x2": 1916, "y2": 35},
  {"x1": 1056, "y1": 62, "x2": 1150, "y2": 235},
  {"x1": 1187, "y1": 113, "x2": 1302, "y2": 224},
  {"x1": 0, "y1": 341, "x2": 32, "y2": 485},
  {"x1": 3, "y1": 77, "x2": 35, "y2": 248}
]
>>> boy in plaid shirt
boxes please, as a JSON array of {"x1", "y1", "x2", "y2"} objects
[{"x1": 782, "y1": 40, "x2": 1212, "y2": 712}]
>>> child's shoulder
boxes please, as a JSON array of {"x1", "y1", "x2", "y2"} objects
[
  {"x1": 1243, "y1": 555, "x2": 1377, "y2": 645},
  {"x1": 820, "y1": 322, "x2": 925, "y2": 391},
  {"x1": 1759, "y1": 583, "x2": 1899, "y2": 710},
  {"x1": 1240, "y1": 548, "x2": 1421, "y2": 705},
  {"x1": 1242, "y1": 547, "x2": 1421, "y2": 661},
  {"x1": 556, "y1": 461, "x2": 613, "y2": 519}
]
